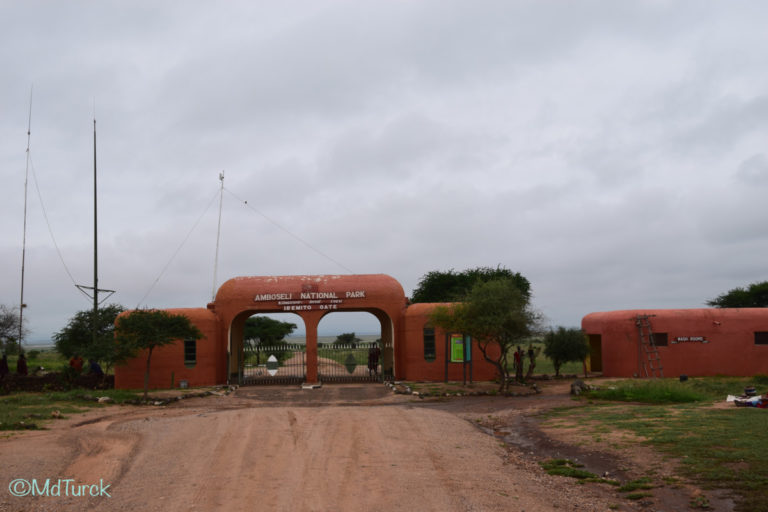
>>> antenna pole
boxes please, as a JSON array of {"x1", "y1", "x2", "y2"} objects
[
  {"x1": 212, "y1": 171, "x2": 224, "y2": 301},
  {"x1": 18, "y1": 86, "x2": 32, "y2": 353},
  {"x1": 92, "y1": 116, "x2": 99, "y2": 347}
]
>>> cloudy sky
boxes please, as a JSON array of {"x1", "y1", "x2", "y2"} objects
[{"x1": 2, "y1": 1, "x2": 767, "y2": 342}]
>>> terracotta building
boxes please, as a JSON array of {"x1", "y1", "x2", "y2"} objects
[
  {"x1": 115, "y1": 274, "x2": 500, "y2": 389},
  {"x1": 582, "y1": 308, "x2": 768, "y2": 377}
]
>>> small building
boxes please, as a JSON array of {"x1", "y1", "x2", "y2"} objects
[
  {"x1": 582, "y1": 308, "x2": 768, "y2": 377},
  {"x1": 115, "y1": 274, "x2": 500, "y2": 389}
]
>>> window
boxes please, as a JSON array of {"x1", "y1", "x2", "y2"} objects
[
  {"x1": 184, "y1": 339, "x2": 196, "y2": 367},
  {"x1": 652, "y1": 332, "x2": 668, "y2": 346},
  {"x1": 755, "y1": 332, "x2": 768, "y2": 345},
  {"x1": 423, "y1": 327, "x2": 436, "y2": 362}
]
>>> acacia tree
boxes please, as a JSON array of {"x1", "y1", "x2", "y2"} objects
[
  {"x1": 116, "y1": 309, "x2": 204, "y2": 400},
  {"x1": 334, "y1": 332, "x2": 361, "y2": 346},
  {"x1": 411, "y1": 266, "x2": 531, "y2": 303},
  {"x1": 0, "y1": 304, "x2": 26, "y2": 355},
  {"x1": 430, "y1": 278, "x2": 540, "y2": 393},
  {"x1": 244, "y1": 316, "x2": 296, "y2": 345},
  {"x1": 53, "y1": 304, "x2": 128, "y2": 374},
  {"x1": 243, "y1": 316, "x2": 296, "y2": 364},
  {"x1": 543, "y1": 327, "x2": 589, "y2": 377},
  {"x1": 707, "y1": 281, "x2": 768, "y2": 308}
]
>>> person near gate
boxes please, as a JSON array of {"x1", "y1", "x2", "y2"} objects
[{"x1": 368, "y1": 342, "x2": 381, "y2": 376}]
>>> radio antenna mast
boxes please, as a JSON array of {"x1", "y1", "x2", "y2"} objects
[
  {"x1": 212, "y1": 171, "x2": 224, "y2": 301},
  {"x1": 18, "y1": 87, "x2": 33, "y2": 353},
  {"x1": 76, "y1": 111, "x2": 114, "y2": 345}
]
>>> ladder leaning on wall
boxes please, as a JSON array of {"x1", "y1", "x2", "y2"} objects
[{"x1": 636, "y1": 314, "x2": 664, "y2": 378}]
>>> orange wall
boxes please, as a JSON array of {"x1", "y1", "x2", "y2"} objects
[
  {"x1": 114, "y1": 308, "x2": 223, "y2": 390},
  {"x1": 400, "y1": 303, "x2": 501, "y2": 382},
  {"x1": 113, "y1": 275, "x2": 506, "y2": 389},
  {"x1": 582, "y1": 308, "x2": 768, "y2": 377}
]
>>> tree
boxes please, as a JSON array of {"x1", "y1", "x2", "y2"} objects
[
  {"x1": 243, "y1": 316, "x2": 296, "y2": 364},
  {"x1": 543, "y1": 327, "x2": 589, "y2": 377},
  {"x1": 115, "y1": 309, "x2": 204, "y2": 400},
  {"x1": 53, "y1": 304, "x2": 128, "y2": 374},
  {"x1": 430, "y1": 278, "x2": 540, "y2": 393},
  {"x1": 334, "y1": 332, "x2": 361, "y2": 346},
  {"x1": 707, "y1": 281, "x2": 768, "y2": 308},
  {"x1": 0, "y1": 304, "x2": 27, "y2": 355},
  {"x1": 244, "y1": 316, "x2": 297, "y2": 345},
  {"x1": 411, "y1": 266, "x2": 531, "y2": 303}
]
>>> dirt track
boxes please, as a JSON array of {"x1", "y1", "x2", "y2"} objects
[{"x1": 0, "y1": 383, "x2": 732, "y2": 511}]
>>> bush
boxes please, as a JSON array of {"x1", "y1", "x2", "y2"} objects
[{"x1": 586, "y1": 380, "x2": 707, "y2": 403}]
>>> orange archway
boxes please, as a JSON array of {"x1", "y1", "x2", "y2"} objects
[{"x1": 212, "y1": 274, "x2": 406, "y2": 384}]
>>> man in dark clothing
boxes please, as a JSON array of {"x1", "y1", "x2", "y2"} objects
[
  {"x1": 17, "y1": 352, "x2": 28, "y2": 376},
  {"x1": 0, "y1": 353, "x2": 9, "y2": 380},
  {"x1": 89, "y1": 359, "x2": 104, "y2": 377},
  {"x1": 368, "y1": 343, "x2": 381, "y2": 376}
]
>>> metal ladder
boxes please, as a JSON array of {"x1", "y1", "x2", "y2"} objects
[{"x1": 636, "y1": 315, "x2": 664, "y2": 378}]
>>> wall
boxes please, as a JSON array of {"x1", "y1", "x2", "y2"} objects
[
  {"x1": 114, "y1": 275, "x2": 506, "y2": 389},
  {"x1": 582, "y1": 308, "x2": 768, "y2": 377},
  {"x1": 401, "y1": 303, "x2": 501, "y2": 382},
  {"x1": 114, "y1": 308, "x2": 223, "y2": 389}
]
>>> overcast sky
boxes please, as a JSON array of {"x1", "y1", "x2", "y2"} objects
[{"x1": 2, "y1": 1, "x2": 768, "y2": 342}]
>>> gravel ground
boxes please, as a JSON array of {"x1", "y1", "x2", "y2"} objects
[{"x1": 0, "y1": 382, "x2": 731, "y2": 511}]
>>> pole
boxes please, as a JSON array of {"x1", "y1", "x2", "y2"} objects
[
  {"x1": 18, "y1": 87, "x2": 32, "y2": 353},
  {"x1": 212, "y1": 171, "x2": 224, "y2": 301},
  {"x1": 92, "y1": 117, "x2": 98, "y2": 347}
]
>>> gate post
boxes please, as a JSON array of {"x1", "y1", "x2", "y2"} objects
[{"x1": 302, "y1": 311, "x2": 324, "y2": 385}]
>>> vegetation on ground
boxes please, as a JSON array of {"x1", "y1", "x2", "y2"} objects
[
  {"x1": 543, "y1": 376, "x2": 768, "y2": 512},
  {"x1": 0, "y1": 389, "x2": 141, "y2": 431}
]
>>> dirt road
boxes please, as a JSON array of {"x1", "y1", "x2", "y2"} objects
[{"x1": 0, "y1": 384, "x2": 730, "y2": 511}]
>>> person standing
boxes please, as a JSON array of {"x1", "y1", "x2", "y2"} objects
[
  {"x1": 0, "y1": 353, "x2": 9, "y2": 380},
  {"x1": 17, "y1": 352, "x2": 28, "y2": 376},
  {"x1": 69, "y1": 354, "x2": 84, "y2": 373},
  {"x1": 367, "y1": 342, "x2": 381, "y2": 377}
]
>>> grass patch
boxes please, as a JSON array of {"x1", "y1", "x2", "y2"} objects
[
  {"x1": 543, "y1": 378, "x2": 768, "y2": 512},
  {"x1": 625, "y1": 492, "x2": 653, "y2": 500},
  {"x1": 540, "y1": 458, "x2": 619, "y2": 486},
  {"x1": 5, "y1": 349, "x2": 69, "y2": 373},
  {"x1": 0, "y1": 389, "x2": 141, "y2": 431},
  {"x1": 618, "y1": 477, "x2": 654, "y2": 492},
  {"x1": 585, "y1": 379, "x2": 708, "y2": 403}
]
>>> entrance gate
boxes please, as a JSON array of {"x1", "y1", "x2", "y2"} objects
[
  {"x1": 242, "y1": 343, "x2": 307, "y2": 385},
  {"x1": 241, "y1": 341, "x2": 391, "y2": 385},
  {"x1": 317, "y1": 342, "x2": 384, "y2": 383}
]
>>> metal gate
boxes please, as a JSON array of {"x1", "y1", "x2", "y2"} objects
[
  {"x1": 242, "y1": 343, "x2": 306, "y2": 385},
  {"x1": 318, "y1": 342, "x2": 382, "y2": 383}
]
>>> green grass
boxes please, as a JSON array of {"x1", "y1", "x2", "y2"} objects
[
  {"x1": 540, "y1": 458, "x2": 619, "y2": 485},
  {"x1": 0, "y1": 389, "x2": 141, "y2": 431},
  {"x1": 6, "y1": 349, "x2": 69, "y2": 373},
  {"x1": 543, "y1": 377, "x2": 768, "y2": 512},
  {"x1": 586, "y1": 376, "x2": 768, "y2": 403},
  {"x1": 585, "y1": 379, "x2": 708, "y2": 403},
  {"x1": 506, "y1": 342, "x2": 585, "y2": 377}
]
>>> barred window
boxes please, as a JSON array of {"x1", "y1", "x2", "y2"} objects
[
  {"x1": 184, "y1": 339, "x2": 197, "y2": 367},
  {"x1": 423, "y1": 327, "x2": 436, "y2": 362}
]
